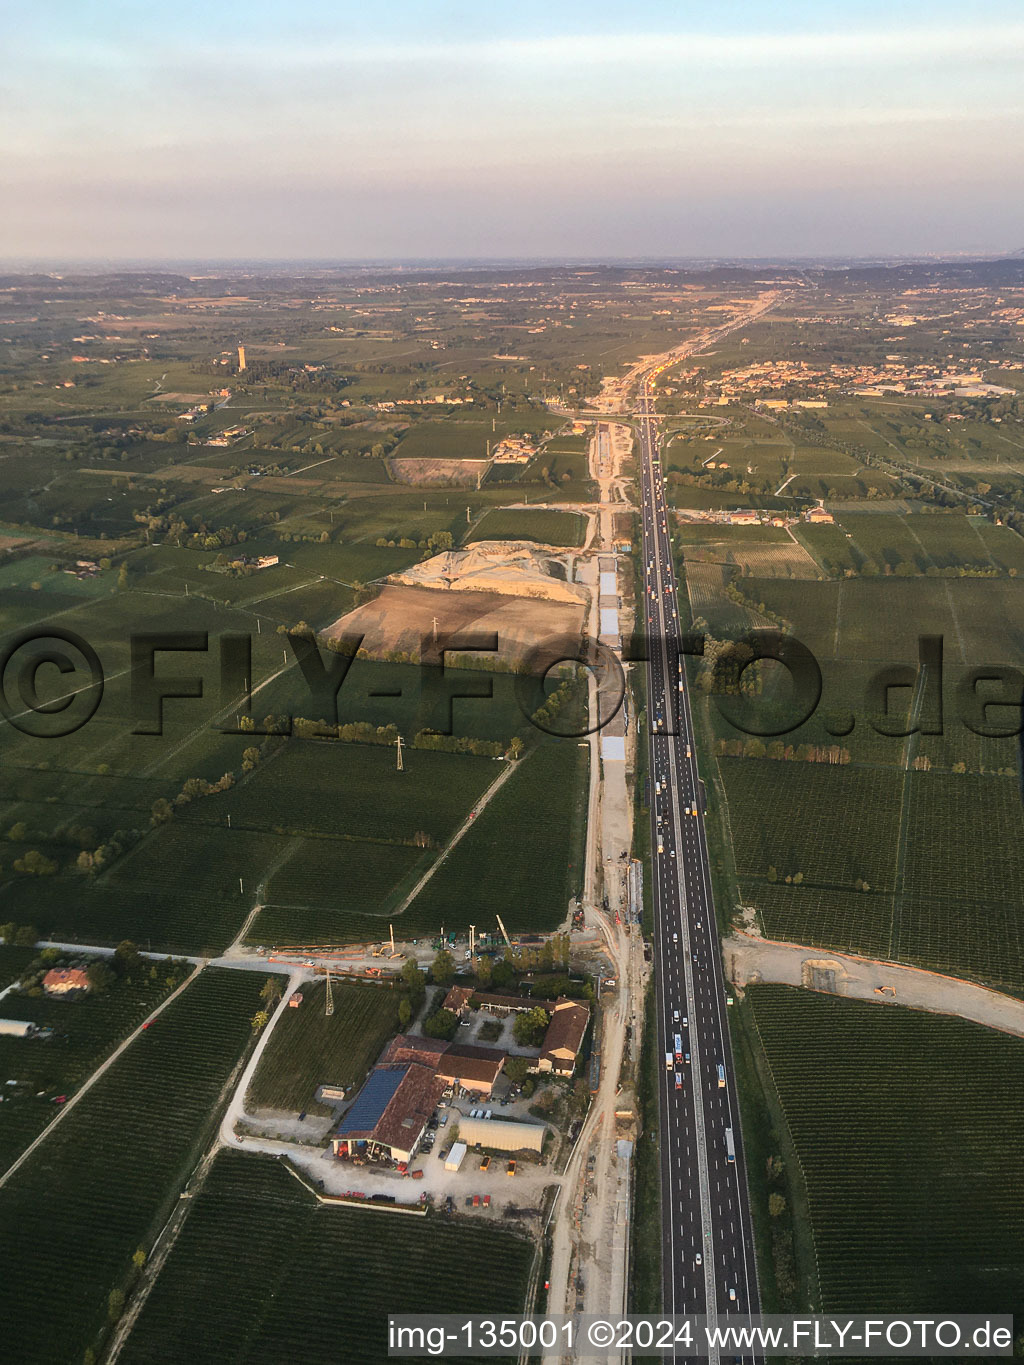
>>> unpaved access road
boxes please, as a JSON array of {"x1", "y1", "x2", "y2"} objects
[{"x1": 725, "y1": 930, "x2": 1024, "y2": 1039}]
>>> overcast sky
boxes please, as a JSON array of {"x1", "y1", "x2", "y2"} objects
[{"x1": 3, "y1": 0, "x2": 1023, "y2": 261}]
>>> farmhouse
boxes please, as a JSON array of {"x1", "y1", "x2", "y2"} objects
[
  {"x1": 42, "y1": 968, "x2": 91, "y2": 997},
  {"x1": 436, "y1": 1042, "x2": 505, "y2": 1098},
  {"x1": 330, "y1": 1062, "x2": 444, "y2": 1164},
  {"x1": 442, "y1": 985, "x2": 474, "y2": 1016},
  {"x1": 535, "y1": 998, "x2": 590, "y2": 1077},
  {"x1": 381, "y1": 1033, "x2": 505, "y2": 1097}
]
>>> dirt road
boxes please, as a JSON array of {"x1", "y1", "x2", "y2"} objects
[{"x1": 725, "y1": 930, "x2": 1024, "y2": 1038}]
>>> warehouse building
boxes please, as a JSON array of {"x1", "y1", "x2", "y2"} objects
[{"x1": 457, "y1": 1115, "x2": 545, "y2": 1154}]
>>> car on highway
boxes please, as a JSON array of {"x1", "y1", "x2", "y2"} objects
[
  {"x1": 674, "y1": 1072, "x2": 682, "y2": 1090},
  {"x1": 673, "y1": 1009, "x2": 680, "y2": 1023},
  {"x1": 695, "y1": 1253, "x2": 702, "y2": 1266}
]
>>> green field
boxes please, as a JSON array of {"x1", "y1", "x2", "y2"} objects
[
  {"x1": 120, "y1": 1150, "x2": 535, "y2": 1364},
  {"x1": 181, "y1": 740, "x2": 498, "y2": 846},
  {"x1": 402, "y1": 740, "x2": 589, "y2": 935},
  {"x1": 252, "y1": 739, "x2": 588, "y2": 944},
  {"x1": 720, "y1": 758, "x2": 902, "y2": 891},
  {"x1": 0, "y1": 967, "x2": 271, "y2": 1364},
  {"x1": 246, "y1": 978, "x2": 400, "y2": 1113},
  {"x1": 0, "y1": 962, "x2": 186, "y2": 1169},
  {"x1": 746, "y1": 985, "x2": 1024, "y2": 1319},
  {"x1": 467, "y1": 506, "x2": 587, "y2": 547}
]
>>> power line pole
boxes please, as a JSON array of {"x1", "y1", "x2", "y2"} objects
[
  {"x1": 395, "y1": 733, "x2": 404, "y2": 771},
  {"x1": 325, "y1": 967, "x2": 334, "y2": 1017}
]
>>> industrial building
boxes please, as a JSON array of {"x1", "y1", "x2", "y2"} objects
[{"x1": 457, "y1": 1115, "x2": 545, "y2": 1154}]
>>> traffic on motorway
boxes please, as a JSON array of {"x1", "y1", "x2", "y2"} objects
[{"x1": 637, "y1": 369, "x2": 762, "y2": 1363}]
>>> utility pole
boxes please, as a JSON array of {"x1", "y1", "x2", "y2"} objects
[
  {"x1": 389, "y1": 923, "x2": 395, "y2": 954},
  {"x1": 325, "y1": 967, "x2": 334, "y2": 1017},
  {"x1": 239, "y1": 877, "x2": 244, "y2": 894},
  {"x1": 395, "y1": 733, "x2": 404, "y2": 771},
  {"x1": 432, "y1": 615, "x2": 439, "y2": 645},
  {"x1": 469, "y1": 923, "x2": 476, "y2": 957}
]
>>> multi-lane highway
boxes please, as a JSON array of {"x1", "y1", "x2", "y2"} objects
[{"x1": 637, "y1": 377, "x2": 761, "y2": 1360}]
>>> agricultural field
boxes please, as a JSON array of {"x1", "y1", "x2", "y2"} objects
[
  {"x1": 180, "y1": 741, "x2": 499, "y2": 847},
  {"x1": 251, "y1": 657, "x2": 532, "y2": 744},
  {"x1": 466, "y1": 507, "x2": 588, "y2": 547},
  {"x1": 719, "y1": 757, "x2": 902, "y2": 892},
  {"x1": 740, "y1": 881, "x2": 895, "y2": 960},
  {"x1": 0, "y1": 960, "x2": 186, "y2": 1170},
  {"x1": 0, "y1": 944, "x2": 37, "y2": 990},
  {"x1": 398, "y1": 740, "x2": 590, "y2": 938},
  {"x1": 746, "y1": 986, "x2": 1024, "y2": 1320},
  {"x1": 120, "y1": 1150, "x2": 535, "y2": 1365},
  {"x1": 256, "y1": 838, "x2": 426, "y2": 943},
  {"x1": 0, "y1": 967, "x2": 271, "y2": 1364},
  {"x1": 246, "y1": 978, "x2": 401, "y2": 1114}
]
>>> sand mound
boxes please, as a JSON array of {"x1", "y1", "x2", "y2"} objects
[{"x1": 388, "y1": 541, "x2": 587, "y2": 607}]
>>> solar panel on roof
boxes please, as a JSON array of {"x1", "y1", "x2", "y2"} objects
[{"x1": 335, "y1": 1066, "x2": 406, "y2": 1134}]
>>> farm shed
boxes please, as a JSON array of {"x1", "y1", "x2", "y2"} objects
[
  {"x1": 457, "y1": 1116, "x2": 545, "y2": 1154},
  {"x1": 331, "y1": 1062, "x2": 445, "y2": 1164}
]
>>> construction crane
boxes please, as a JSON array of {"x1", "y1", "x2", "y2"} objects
[
  {"x1": 324, "y1": 967, "x2": 334, "y2": 1018},
  {"x1": 495, "y1": 914, "x2": 513, "y2": 950}
]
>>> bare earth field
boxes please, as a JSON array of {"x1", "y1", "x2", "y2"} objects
[
  {"x1": 323, "y1": 582, "x2": 584, "y2": 664},
  {"x1": 386, "y1": 456, "x2": 489, "y2": 485}
]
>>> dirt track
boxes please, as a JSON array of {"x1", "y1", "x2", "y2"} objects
[{"x1": 725, "y1": 930, "x2": 1024, "y2": 1039}]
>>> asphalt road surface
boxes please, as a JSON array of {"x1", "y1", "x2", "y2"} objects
[{"x1": 637, "y1": 378, "x2": 761, "y2": 1364}]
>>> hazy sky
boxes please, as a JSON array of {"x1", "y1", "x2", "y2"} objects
[{"x1": 4, "y1": 0, "x2": 1023, "y2": 261}]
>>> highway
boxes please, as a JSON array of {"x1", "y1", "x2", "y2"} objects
[{"x1": 637, "y1": 376, "x2": 761, "y2": 1361}]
